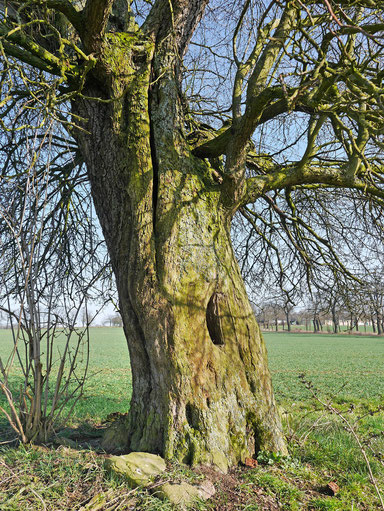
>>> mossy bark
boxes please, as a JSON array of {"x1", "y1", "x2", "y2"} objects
[{"x1": 73, "y1": 30, "x2": 285, "y2": 470}]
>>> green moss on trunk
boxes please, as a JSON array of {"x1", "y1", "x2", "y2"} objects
[{"x1": 72, "y1": 29, "x2": 286, "y2": 470}]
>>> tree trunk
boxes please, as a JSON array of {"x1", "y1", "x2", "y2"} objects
[
  {"x1": 285, "y1": 311, "x2": 291, "y2": 332},
  {"x1": 331, "y1": 305, "x2": 338, "y2": 334},
  {"x1": 377, "y1": 315, "x2": 382, "y2": 335},
  {"x1": 72, "y1": 32, "x2": 285, "y2": 470}
]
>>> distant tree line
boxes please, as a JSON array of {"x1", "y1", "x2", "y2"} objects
[{"x1": 254, "y1": 273, "x2": 384, "y2": 335}]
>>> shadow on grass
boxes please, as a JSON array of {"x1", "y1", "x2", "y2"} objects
[
  {"x1": 0, "y1": 380, "x2": 131, "y2": 455},
  {"x1": 0, "y1": 415, "x2": 128, "y2": 455}
]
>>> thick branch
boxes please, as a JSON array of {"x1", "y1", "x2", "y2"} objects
[
  {"x1": 192, "y1": 127, "x2": 232, "y2": 159},
  {"x1": 192, "y1": 97, "x2": 313, "y2": 160},
  {"x1": 44, "y1": 0, "x2": 84, "y2": 35},
  {"x1": 231, "y1": 4, "x2": 296, "y2": 158},
  {"x1": 142, "y1": 0, "x2": 208, "y2": 56},
  {"x1": 0, "y1": 39, "x2": 65, "y2": 76},
  {"x1": 0, "y1": 1, "x2": 83, "y2": 38},
  {"x1": 0, "y1": 24, "x2": 85, "y2": 83},
  {"x1": 243, "y1": 166, "x2": 384, "y2": 205},
  {"x1": 0, "y1": 22, "x2": 71, "y2": 73},
  {"x1": 82, "y1": 0, "x2": 114, "y2": 52}
]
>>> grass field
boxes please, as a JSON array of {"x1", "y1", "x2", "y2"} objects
[
  {"x1": 1, "y1": 328, "x2": 383, "y2": 420},
  {"x1": 265, "y1": 331, "x2": 384, "y2": 403},
  {"x1": 0, "y1": 328, "x2": 383, "y2": 510}
]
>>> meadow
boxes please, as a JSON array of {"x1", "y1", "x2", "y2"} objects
[
  {"x1": 1, "y1": 328, "x2": 383, "y2": 420},
  {"x1": 266, "y1": 331, "x2": 384, "y2": 403},
  {"x1": 0, "y1": 328, "x2": 383, "y2": 510}
]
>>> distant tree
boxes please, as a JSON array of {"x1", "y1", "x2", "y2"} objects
[
  {"x1": 307, "y1": 293, "x2": 325, "y2": 333},
  {"x1": 363, "y1": 274, "x2": 384, "y2": 335},
  {"x1": 280, "y1": 297, "x2": 295, "y2": 333},
  {"x1": 107, "y1": 313, "x2": 123, "y2": 327},
  {"x1": 313, "y1": 277, "x2": 345, "y2": 334},
  {"x1": 81, "y1": 307, "x2": 93, "y2": 327}
]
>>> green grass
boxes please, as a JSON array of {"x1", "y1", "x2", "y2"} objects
[
  {"x1": 0, "y1": 328, "x2": 383, "y2": 510},
  {"x1": 0, "y1": 327, "x2": 132, "y2": 427},
  {"x1": 72, "y1": 327, "x2": 132, "y2": 422},
  {"x1": 1, "y1": 328, "x2": 383, "y2": 423},
  {"x1": 264, "y1": 331, "x2": 384, "y2": 402},
  {"x1": 241, "y1": 470, "x2": 305, "y2": 510}
]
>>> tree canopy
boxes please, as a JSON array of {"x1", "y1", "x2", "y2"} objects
[{"x1": 2, "y1": 0, "x2": 384, "y2": 295}]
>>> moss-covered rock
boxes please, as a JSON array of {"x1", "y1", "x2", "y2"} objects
[
  {"x1": 101, "y1": 418, "x2": 129, "y2": 452},
  {"x1": 211, "y1": 449, "x2": 229, "y2": 474},
  {"x1": 104, "y1": 452, "x2": 166, "y2": 487},
  {"x1": 154, "y1": 480, "x2": 215, "y2": 508}
]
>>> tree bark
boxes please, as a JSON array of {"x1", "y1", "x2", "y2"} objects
[
  {"x1": 285, "y1": 311, "x2": 291, "y2": 332},
  {"x1": 72, "y1": 28, "x2": 285, "y2": 470},
  {"x1": 331, "y1": 305, "x2": 338, "y2": 334}
]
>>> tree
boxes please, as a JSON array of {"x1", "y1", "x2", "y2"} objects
[
  {"x1": 0, "y1": 155, "x2": 100, "y2": 442},
  {"x1": 362, "y1": 273, "x2": 384, "y2": 335},
  {"x1": 2, "y1": 0, "x2": 384, "y2": 469},
  {"x1": 106, "y1": 313, "x2": 123, "y2": 327}
]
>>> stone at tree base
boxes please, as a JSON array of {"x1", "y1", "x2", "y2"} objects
[
  {"x1": 154, "y1": 480, "x2": 216, "y2": 508},
  {"x1": 104, "y1": 452, "x2": 166, "y2": 487},
  {"x1": 101, "y1": 418, "x2": 129, "y2": 452},
  {"x1": 55, "y1": 436, "x2": 78, "y2": 449},
  {"x1": 211, "y1": 449, "x2": 229, "y2": 474}
]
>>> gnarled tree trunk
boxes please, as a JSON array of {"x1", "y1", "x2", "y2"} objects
[{"x1": 73, "y1": 23, "x2": 285, "y2": 471}]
